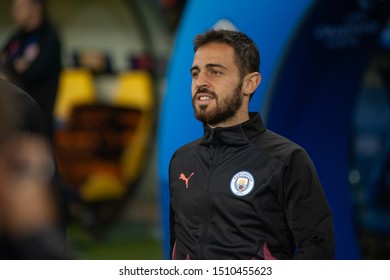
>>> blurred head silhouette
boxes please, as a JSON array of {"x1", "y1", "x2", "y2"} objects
[
  {"x1": 0, "y1": 78, "x2": 66, "y2": 259},
  {"x1": 11, "y1": 0, "x2": 47, "y2": 32}
]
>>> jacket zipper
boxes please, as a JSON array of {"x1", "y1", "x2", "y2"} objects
[{"x1": 199, "y1": 129, "x2": 217, "y2": 259}]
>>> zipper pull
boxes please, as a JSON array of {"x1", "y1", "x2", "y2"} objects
[{"x1": 208, "y1": 129, "x2": 214, "y2": 142}]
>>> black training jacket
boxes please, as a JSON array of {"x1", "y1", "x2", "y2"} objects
[{"x1": 169, "y1": 113, "x2": 335, "y2": 260}]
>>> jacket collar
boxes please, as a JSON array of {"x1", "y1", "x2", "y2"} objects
[{"x1": 201, "y1": 112, "x2": 266, "y2": 145}]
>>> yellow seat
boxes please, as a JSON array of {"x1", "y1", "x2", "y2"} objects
[
  {"x1": 54, "y1": 68, "x2": 96, "y2": 123},
  {"x1": 55, "y1": 70, "x2": 155, "y2": 203},
  {"x1": 111, "y1": 70, "x2": 153, "y2": 110},
  {"x1": 111, "y1": 70, "x2": 155, "y2": 183}
]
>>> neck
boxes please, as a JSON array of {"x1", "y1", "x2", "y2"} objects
[
  {"x1": 23, "y1": 16, "x2": 44, "y2": 32},
  {"x1": 207, "y1": 111, "x2": 250, "y2": 129}
]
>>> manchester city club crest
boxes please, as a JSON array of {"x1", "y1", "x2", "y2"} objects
[{"x1": 230, "y1": 171, "x2": 255, "y2": 196}]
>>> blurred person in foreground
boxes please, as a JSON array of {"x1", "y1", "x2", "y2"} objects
[
  {"x1": 0, "y1": 0, "x2": 62, "y2": 136},
  {"x1": 0, "y1": 78, "x2": 67, "y2": 259},
  {"x1": 169, "y1": 29, "x2": 335, "y2": 259}
]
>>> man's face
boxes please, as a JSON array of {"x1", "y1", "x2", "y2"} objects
[
  {"x1": 12, "y1": 0, "x2": 36, "y2": 29},
  {"x1": 0, "y1": 133, "x2": 54, "y2": 189},
  {"x1": 191, "y1": 42, "x2": 245, "y2": 127},
  {"x1": 0, "y1": 133, "x2": 56, "y2": 234}
]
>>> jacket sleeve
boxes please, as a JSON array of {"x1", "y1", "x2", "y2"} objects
[
  {"x1": 168, "y1": 156, "x2": 176, "y2": 259},
  {"x1": 282, "y1": 149, "x2": 335, "y2": 259},
  {"x1": 1, "y1": 27, "x2": 60, "y2": 84},
  {"x1": 169, "y1": 204, "x2": 176, "y2": 259},
  {"x1": 12, "y1": 29, "x2": 61, "y2": 83},
  {"x1": 0, "y1": 35, "x2": 16, "y2": 77}
]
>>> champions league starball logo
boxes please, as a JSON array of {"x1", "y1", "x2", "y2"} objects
[
  {"x1": 230, "y1": 171, "x2": 255, "y2": 197},
  {"x1": 212, "y1": 19, "x2": 238, "y2": 31}
]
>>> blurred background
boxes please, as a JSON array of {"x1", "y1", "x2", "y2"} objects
[
  {"x1": 0, "y1": 0, "x2": 179, "y2": 260},
  {"x1": 0, "y1": 0, "x2": 389, "y2": 260}
]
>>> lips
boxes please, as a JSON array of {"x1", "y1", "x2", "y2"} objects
[{"x1": 195, "y1": 93, "x2": 215, "y2": 107}]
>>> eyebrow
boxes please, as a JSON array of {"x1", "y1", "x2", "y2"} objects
[{"x1": 190, "y1": 63, "x2": 228, "y2": 73}]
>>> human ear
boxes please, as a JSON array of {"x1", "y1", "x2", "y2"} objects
[{"x1": 243, "y1": 72, "x2": 261, "y2": 96}]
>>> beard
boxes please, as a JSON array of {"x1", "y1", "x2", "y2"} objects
[{"x1": 192, "y1": 82, "x2": 243, "y2": 127}]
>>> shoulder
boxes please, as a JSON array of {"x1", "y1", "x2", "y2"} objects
[
  {"x1": 40, "y1": 21, "x2": 61, "y2": 42},
  {"x1": 1, "y1": 32, "x2": 19, "y2": 50},
  {"x1": 251, "y1": 129, "x2": 311, "y2": 166},
  {"x1": 171, "y1": 138, "x2": 203, "y2": 159}
]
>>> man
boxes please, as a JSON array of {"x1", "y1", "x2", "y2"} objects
[
  {"x1": 0, "y1": 78, "x2": 67, "y2": 259},
  {"x1": 0, "y1": 0, "x2": 61, "y2": 136},
  {"x1": 169, "y1": 29, "x2": 335, "y2": 260}
]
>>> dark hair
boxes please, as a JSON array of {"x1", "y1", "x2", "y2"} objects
[
  {"x1": 193, "y1": 29, "x2": 260, "y2": 77},
  {"x1": 31, "y1": 0, "x2": 47, "y2": 6},
  {"x1": 30, "y1": 0, "x2": 48, "y2": 16},
  {"x1": 0, "y1": 78, "x2": 47, "y2": 138}
]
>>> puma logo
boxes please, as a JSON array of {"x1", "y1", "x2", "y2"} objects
[{"x1": 179, "y1": 172, "x2": 195, "y2": 189}]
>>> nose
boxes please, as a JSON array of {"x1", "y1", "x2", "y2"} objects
[{"x1": 193, "y1": 71, "x2": 209, "y2": 89}]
